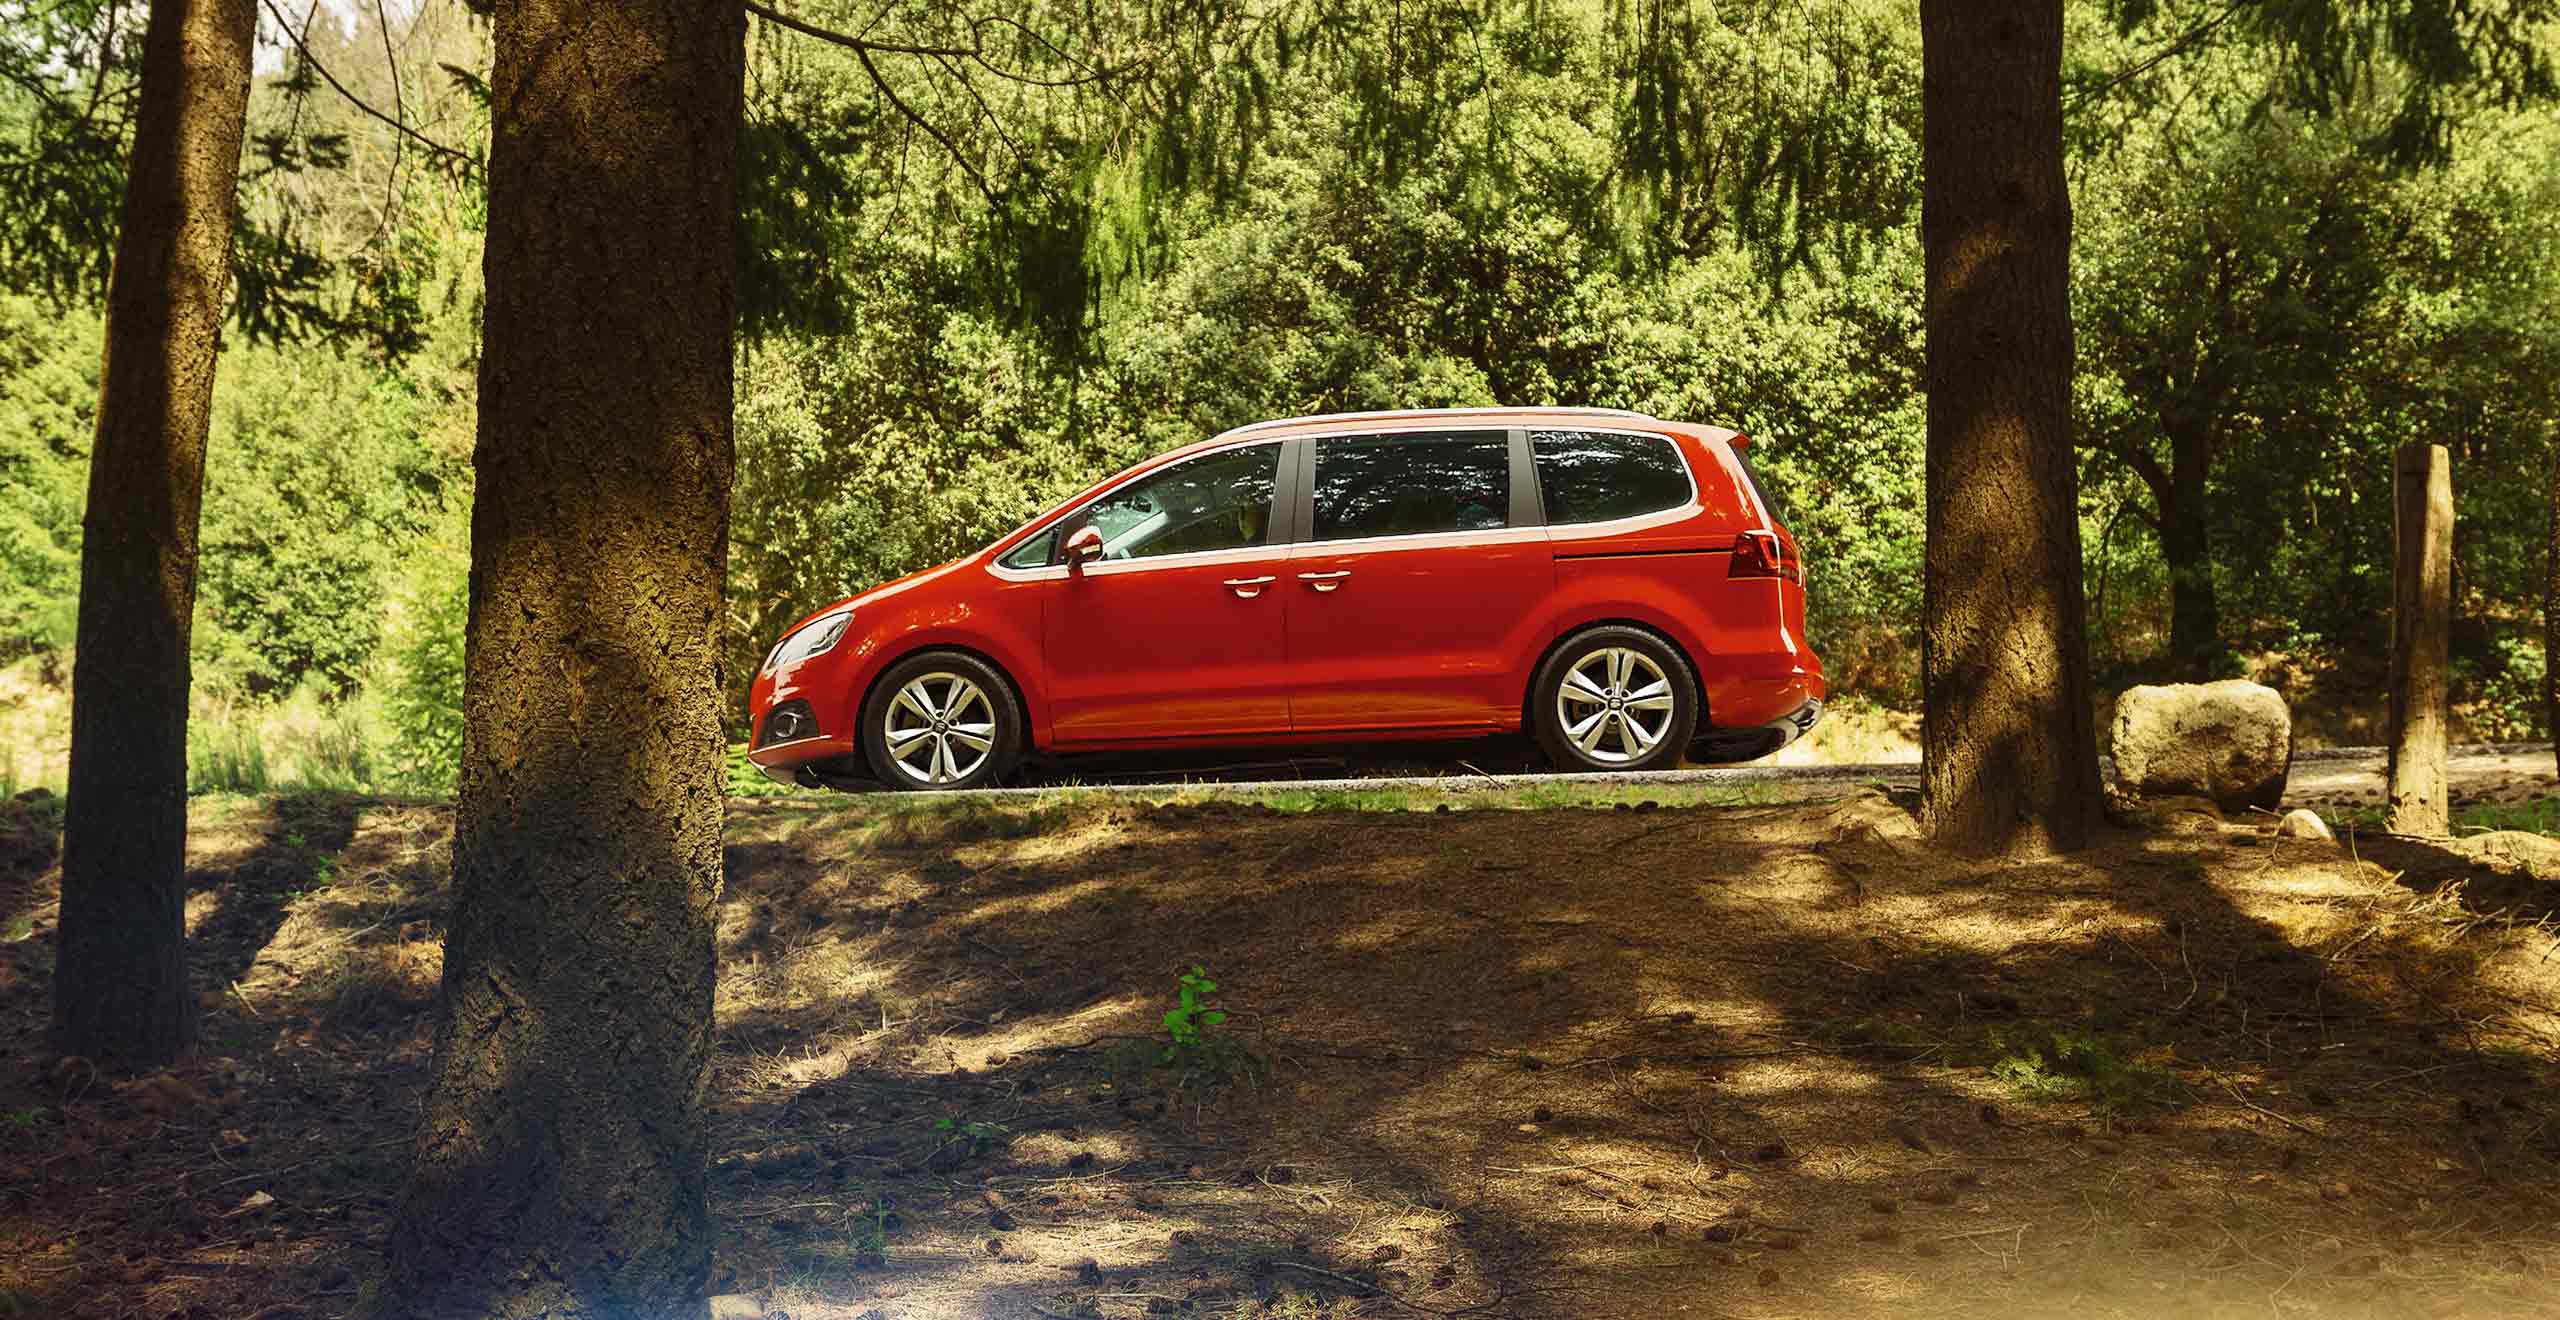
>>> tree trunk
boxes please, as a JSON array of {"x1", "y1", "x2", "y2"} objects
[
  {"x1": 50, "y1": 0, "x2": 256, "y2": 1070},
  {"x1": 380, "y1": 0, "x2": 743, "y2": 1312},
  {"x1": 2387, "y1": 442, "x2": 2452, "y2": 837},
  {"x1": 2161, "y1": 423, "x2": 2221, "y2": 680},
  {"x1": 1916, "y1": 0, "x2": 2101, "y2": 857},
  {"x1": 2546, "y1": 442, "x2": 2557, "y2": 780}
]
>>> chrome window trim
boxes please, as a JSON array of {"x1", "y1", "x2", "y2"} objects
[
  {"x1": 1287, "y1": 524, "x2": 1552, "y2": 556},
  {"x1": 984, "y1": 437, "x2": 1291, "y2": 582},
  {"x1": 1526, "y1": 425, "x2": 1703, "y2": 531},
  {"x1": 982, "y1": 420, "x2": 1709, "y2": 583}
]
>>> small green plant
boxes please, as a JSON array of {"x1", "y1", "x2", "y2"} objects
[
  {"x1": 852, "y1": 1194, "x2": 893, "y2": 1268},
  {"x1": 1985, "y1": 1024, "x2": 2186, "y2": 1113},
  {"x1": 1162, "y1": 964, "x2": 1227, "y2": 1061},
  {"x1": 931, "y1": 1116, "x2": 1008, "y2": 1158},
  {"x1": 1141, "y1": 963, "x2": 1258, "y2": 1088}
]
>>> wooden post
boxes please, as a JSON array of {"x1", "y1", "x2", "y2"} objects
[{"x1": 2387, "y1": 443, "x2": 2453, "y2": 837}]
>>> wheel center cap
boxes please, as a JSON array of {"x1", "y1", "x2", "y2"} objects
[
  {"x1": 1608, "y1": 697, "x2": 1623, "y2": 712},
  {"x1": 934, "y1": 718, "x2": 949, "y2": 732}
]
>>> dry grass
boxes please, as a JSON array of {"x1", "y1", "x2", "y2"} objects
[{"x1": 2, "y1": 785, "x2": 2559, "y2": 1320}]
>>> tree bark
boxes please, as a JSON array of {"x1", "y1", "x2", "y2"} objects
[
  {"x1": 380, "y1": 0, "x2": 743, "y2": 1313},
  {"x1": 2160, "y1": 421, "x2": 2221, "y2": 680},
  {"x1": 50, "y1": 0, "x2": 256, "y2": 1070},
  {"x1": 2387, "y1": 442, "x2": 2452, "y2": 836},
  {"x1": 2547, "y1": 442, "x2": 2557, "y2": 780},
  {"x1": 1917, "y1": 0, "x2": 2101, "y2": 858}
]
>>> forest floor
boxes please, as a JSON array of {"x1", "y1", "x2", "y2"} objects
[{"x1": 4, "y1": 773, "x2": 2560, "y2": 1320}]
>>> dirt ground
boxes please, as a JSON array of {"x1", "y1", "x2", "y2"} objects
[{"x1": 4, "y1": 779, "x2": 2560, "y2": 1320}]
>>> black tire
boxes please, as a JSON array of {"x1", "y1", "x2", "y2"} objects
[
  {"x1": 859, "y1": 650, "x2": 1026, "y2": 791},
  {"x1": 1530, "y1": 625, "x2": 1701, "y2": 773}
]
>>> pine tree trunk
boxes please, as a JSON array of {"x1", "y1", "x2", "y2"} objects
[
  {"x1": 1916, "y1": 0, "x2": 2102, "y2": 857},
  {"x1": 380, "y1": 0, "x2": 743, "y2": 1312},
  {"x1": 50, "y1": 0, "x2": 256, "y2": 1070},
  {"x1": 2546, "y1": 443, "x2": 2557, "y2": 779},
  {"x1": 2387, "y1": 443, "x2": 2453, "y2": 837},
  {"x1": 2162, "y1": 425, "x2": 2221, "y2": 681}
]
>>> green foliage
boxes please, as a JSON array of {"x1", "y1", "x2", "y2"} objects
[
  {"x1": 188, "y1": 708, "x2": 273, "y2": 796},
  {"x1": 930, "y1": 1116, "x2": 1008, "y2": 1158},
  {"x1": 1161, "y1": 964, "x2": 1228, "y2": 1061},
  {"x1": 1985, "y1": 1024, "x2": 2187, "y2": 1113},
  {"x1": 381, "y1": 531, "x2": 470, "y2": 792},
  {"x1": 0, "y1": 295, "x2": 98, "y2": 659}
]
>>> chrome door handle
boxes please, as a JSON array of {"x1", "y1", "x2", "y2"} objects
[
  {"x1": 1298, "y1": 570, "x2": 1350, "y2": 593},
  {"x1": 1224, "y1": 575, "x2": 1276, "y2": 598}
]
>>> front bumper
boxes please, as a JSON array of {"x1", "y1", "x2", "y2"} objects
[{"x1": 1688, "y1": 696, "x2": 1822, "y2": 764}]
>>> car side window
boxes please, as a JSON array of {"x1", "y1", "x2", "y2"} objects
[
  {"x1": 997, "y1": 526, "x2": 1059, "y2": 569},
  {"x1": 1076, "y1": 443, "x2": 1280, "y2": 561},
  {"x1": 1311, "y1": 432, "x2": 1510, "y2": 541},
  {"x1": 1530, "y1": 430, "x2": 1693, "y2": 524}
]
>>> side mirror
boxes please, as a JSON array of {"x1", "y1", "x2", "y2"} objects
[{"x1": 1063, "y1": 525, "x2": 1104, "y2": 571}]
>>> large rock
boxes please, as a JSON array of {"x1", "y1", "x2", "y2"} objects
[{"x1": 2110, "y1": 680, "x2": 2292, "y2": 813}]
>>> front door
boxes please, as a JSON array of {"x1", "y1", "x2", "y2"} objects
[
  {"x1": 1285, "y1": 430, "x2": 1554, "y2": 733},
  {"x1": 1043, "y1": 441, "x2": 1293, "y2": 743}
]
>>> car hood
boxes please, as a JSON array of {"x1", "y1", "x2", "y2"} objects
[{"x1": 782, "y1": 554, "x2": 979, "y2": 635}]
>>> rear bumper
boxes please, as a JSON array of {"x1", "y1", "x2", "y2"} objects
[{"x1": 1689, "y1": 696, "x2": 1822, "y2": 764}]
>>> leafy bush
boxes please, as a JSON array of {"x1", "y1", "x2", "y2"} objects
[
  {"x1": 0, "y1": 296, "x2": 97, "y2": 660},
  {"x1": 381, "y1": 533, "x2": 469, "y2": 792}
]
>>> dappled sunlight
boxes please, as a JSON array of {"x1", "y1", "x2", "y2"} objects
[{"x1": 10, "y1": 788, "x2": 2560, "y2": 1319}]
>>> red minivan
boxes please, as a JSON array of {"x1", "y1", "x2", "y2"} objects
[{"x1": 745, "y1": 407, "x2": 1823, "y2": 790}]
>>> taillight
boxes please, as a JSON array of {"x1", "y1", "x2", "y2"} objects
[
  {"x1": 1729, "y1": 530, "x2": 1803, "y2": 583},
  {"x1": 1731, "y1": 530, "x2": 1782, "y2": 579}
]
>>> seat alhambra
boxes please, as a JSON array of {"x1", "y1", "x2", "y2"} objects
[{"x1": 746, "y1": 407, "x2": 1822, "y2": 790}]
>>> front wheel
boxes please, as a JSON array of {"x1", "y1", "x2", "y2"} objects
[
  {"x1": 860, "y1": 652, "x2": 1025, "y2": 791},
  {"x1": 1530, "y1": 627, "x2": 1700, "y2": 773}
]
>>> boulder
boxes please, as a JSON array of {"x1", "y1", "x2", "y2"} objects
[
  {"x1": 2276, "y1": 808, "x2": 2334, "y2": 842},
  {"x1": 2110, "y1": 680, "x2": 2292, "y2": 813},
  {"x1": 2463, "y1": 830, "x2": 2560, "y2": 880}
]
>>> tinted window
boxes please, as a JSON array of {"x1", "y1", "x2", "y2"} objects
[
  {"x1": 997, "y1": 526, "x2": 1058, "y2": 569},
  {"x1": 1731, "y1": 445, "x2": 1787, "y2": 523},
  {"x1": 1312, "y1": 432, "x2": 1509, "y2": 541},
  {"x1": 1077, "y1": 443, "x2": 1279, "y2": 561},
  {"x1": 1530, "y1": 430, "x2": 1692, "y2": 524}
]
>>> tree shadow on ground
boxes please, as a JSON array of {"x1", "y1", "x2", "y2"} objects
[
  {"x1": 7, "y1": 789, "x2": 2560, "y2": 1320},
  {"x1": 186, "y1": 790, "x2": 362, "y2": 990},
  {"x1": 694, "y1": 792, "x2": 2560, "y2": 1319}
]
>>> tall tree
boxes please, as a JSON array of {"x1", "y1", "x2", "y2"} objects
[
  {"x1": 379, "y1": 0, "x2": 743, "y2": 1312},
  {"x1": 1917, "y1": 0, "x2": 2102, "y2": 856},
  {"x1": 50, "y1": 0, "x2": 257, "y2": 1068}
]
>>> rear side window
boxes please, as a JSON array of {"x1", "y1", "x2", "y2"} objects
[
  {"x1": 1312, "y1": 432, "x2": 1510, "y2": 541},
  {"x1": 1530, "y1": 430, "x2": 1693, "y2": 525},
  {"x1": 1730, "y1": 445, "x2": 1787, "y2": 524}
]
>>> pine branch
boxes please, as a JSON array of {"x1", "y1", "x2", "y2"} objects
[
  {"x1": 741, "y1": 0, "x2": 1144, "y2": 88},
  {"x1": 256, "y1": 0, "x2": 480, "y2": 181}
]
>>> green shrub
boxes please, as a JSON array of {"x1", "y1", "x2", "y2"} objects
[
  {"x1": 1984, "y1": 1024, "x2": 2186, "y2": 1113},
  {"x1": 382, "y1": 533, "x2": 469, "y2": 793}
]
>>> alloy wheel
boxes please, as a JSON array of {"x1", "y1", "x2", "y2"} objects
[
  {"x1": 1552, "y1": 646, "x2": 1677, "y2": 766},
  {"x1": 881, "y1": 671, "x2": 996, "y2": 786}
]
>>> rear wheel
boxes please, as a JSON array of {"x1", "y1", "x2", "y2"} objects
[
  {"x1": 1531, "y1": 626, "x2": 1700, "y2": 773},
  {"x1": 860, "y1": 652, "x2": 1025, "y2": 791}
]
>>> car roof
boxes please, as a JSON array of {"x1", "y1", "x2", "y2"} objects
[{"x1": 1205, "y1": 406, "x2": 1740, "y2": 448}]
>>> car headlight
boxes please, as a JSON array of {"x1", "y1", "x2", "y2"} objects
[{"x1": 762, "y1": 610, "x2": 853, "y2": 674}]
